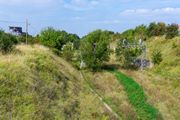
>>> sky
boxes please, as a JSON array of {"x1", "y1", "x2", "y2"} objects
[{"x1": 0, "y1": 0, "x2": 180, "y2": 37}]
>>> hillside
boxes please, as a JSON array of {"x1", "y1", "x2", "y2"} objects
[
  {"x1": 0, "y1": 45, "x2": 115, "y2": 120},
  {"x1": 147, "y1": 36, "x2": 180, "y2": 80},
  {"x1": 120, "y1": 36, "x2": 180, "y2": 119}
]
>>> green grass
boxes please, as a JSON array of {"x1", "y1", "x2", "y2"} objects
[{"x1": 112, "y1": 69, "x2": 161, "y2": 120}]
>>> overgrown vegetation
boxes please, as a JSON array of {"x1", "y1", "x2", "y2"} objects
[
  {"x1": 80, "y1": 30, "x2": 111, "y2": 71},
  {"x1": 0, "y1": 21, "x2": 179, "y2": 119},
  {"x1": 166, "y1": 24, "x2": 179, "y2": 39},
  {"x1": 62, "y1": 42, "x2": 74, "y2": 61},
  {"x1": 120, "y1": 22, "x2": 179, "y2": 41},
  {"x1": 116, "y1": 40, "x2": 142, "y2": 68},
  {"x1": 152, "y1": 49, "x2": 163, "y2": 65},
  {"x1": 0, "y1": 30, "x2": 17, "y2": 53},
  {"x1": 39, "y1": 27, "x2": 80, "y2": 54},
  {"x1": 112, "y1": 69, "x2": 161, "y2": 120},
  {"x1": 0, "y1": 45, "x2": 112, "y2": 120}
]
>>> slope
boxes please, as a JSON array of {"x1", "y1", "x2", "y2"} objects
[
  {"x1": 121, "y1": 36, "x2": 180, "y2": 119},
  {"x1": 0, "y1": 45, "x2": 114, "y2": 120}
]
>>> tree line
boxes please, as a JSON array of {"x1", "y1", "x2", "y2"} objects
[
  {"x1": 120, "y1": 22, "x2": 179, "y2": 41},
  {"x1": 0, "y1": 22, "x2": 179, "y2": 71}
]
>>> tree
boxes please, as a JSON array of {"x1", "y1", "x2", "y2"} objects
[
  {"x1": 147, "y1": 22, "x2": 157, "y2": 37},
  {"x1": 157, "y1": 22, "x2": 166, "y2": 36},
  {"x1": 0, "y1": 30, "x2": 17, "y2": 53},
  {"x1": 134, "y1": 25, "x2": 147, "y2": 40},
  {"x1": 152, "y1": 49, "x2": 163, "y2": 65},
  {"x1": 166, "y1": 24, "x2": 179, "y2": 39},
  {"x1": 68, "y1": 34, "x2": 80, "y2": 49},
  {"x1": 39, "y1": 27, "x2": 80, "y2": 53},
  {"x1": 121, "y1": 29, "x2": 135, "y2": 41},
  {"x1": 62, "y1": 42, "x2": 74, "y2": 61},
  {"x1": 80, "y1": 30, "x2": 111, "y2": 70}
]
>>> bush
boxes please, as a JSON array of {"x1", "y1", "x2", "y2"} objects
[
  {"x1": 39, "y1": 27, "x2": 80, "y2": 53},
  {"x1": 17, "y1": 34, "x2": 38, "y2": 44},
  {"x1": 166, "y1": 24, "x2": 179, "y2": 39},
  {"x1": 147, "y1": 22, "x2": 166, "y2": 37},
  {"x1": 62, "y1": 42, "x2": 74, "y2": 61},
  {"x1": 0, "y1": 31, "x2": 17, "y2": 53},
  {"x1": 152, "y1": 49, "x2": 163, "y2": 65},
  {"x1": 80, "y1": 30, "x2": 111, "y2": 71}
]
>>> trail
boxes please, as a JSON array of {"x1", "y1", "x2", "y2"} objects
[{"x1": 80, "y1": 71, "x2": 121, "y2": 120}]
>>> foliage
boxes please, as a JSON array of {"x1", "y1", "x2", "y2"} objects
[
  {"x1": 166, "y1": 24, "x2": 179, "y2": 39},
  {"x1": 120, "y1": 22, "x2": 179, "y2": 41},
  {"x1": 80, "y1": 30, "x2": 111, "y2": 70},
  {"x1": 152, "y1": 49, "x2": 163, "y2": 65},
  {"x1": 147, "y1": 22, "x2": 166, "y2": 37},
  {"x1": 68, "y1": 33, "x2": 80, "y2": 49},
  {"x1": 121, "y1": 29, "x2": 135, "y2": 41},
  {"x1": 116, "y1": 40, "x2": 142, "y2": 68},
  {"x1": 0, "y1": 30, "x2": 17, "y2": 53},
  {"x1": 134, "y1": 25, "x2": 148, "y2": 40},
  {"x1": 17, "y1": 34, "x2": 39, "y2": 44},
  {"x1": 112, "y1": 69, "x2": 161, "y2": 120},
  {"x1": 62, "y1": 42, "x2": 74, "y2": 61},
  {"x1": 39, "y1": 27, "x2": 80, "y2": 53}
]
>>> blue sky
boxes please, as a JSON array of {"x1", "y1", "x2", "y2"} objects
[{"x1": 0, "y1": 0, "x2": 180, "y2": 36}]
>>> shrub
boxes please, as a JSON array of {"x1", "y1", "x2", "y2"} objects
[
  {"x1": 166, "y1": 24, "x2": 179, "y2": 39},
  {"x1": 17, "y1": 34, "x2": 38, "y2": 44},
  {"x1": 152, "y1": 49, "x2": 163, "y2": 65},
  {"x1": 0, "y1": 31, "x2": 17, "y2": 53},
  {"x1": 62, "y1": 42, "x2": 74, "y2": 61}
]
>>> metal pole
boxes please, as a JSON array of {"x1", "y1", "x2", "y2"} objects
[{"x1": 26, "y1": 19, "x2": 28, "y2": 44}]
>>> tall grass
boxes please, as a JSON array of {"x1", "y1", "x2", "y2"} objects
[{"x1": 112, "y1": 69, "x2": 161, "y2": 120}]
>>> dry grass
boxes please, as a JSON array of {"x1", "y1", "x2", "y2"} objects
[{"x1": 0, "y1": 44, "x2": 112, "y2": 120}]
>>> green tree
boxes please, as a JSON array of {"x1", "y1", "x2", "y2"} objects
[
  {"x1": 68, "y1": 33, "x2": 80, "y2": 49},
  {"x1": 157, "y1": 22, "x2": 166, "y2": 36},
  {"x1": 40, "y1": 27, "x2": 80, "y2": 53},
  {"x1": 147, "y1": 22, "x2": 167, "y2": 37},
  {"x1": 134, "y1": 24, "x2": 147, "y2": 40},
  {"x1": 80, "y1": 30, "x2": 111, "y2": 70},
  {"x1": 152, "y1": 49, "x2": 163, "y2": 65},
  {"x1": 62, "y1": 42, "x2": 74, "y2": 61},
  {"x1": 121, "y1": 29, "x2": 135, "y2": 41},
  {"x1": 166, "y1": 24, "x2": 179, "y2": 39}
]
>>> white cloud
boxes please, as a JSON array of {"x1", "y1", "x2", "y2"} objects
[
  {"x1": 63, "y1": 0, "x2": 100, "y2": 11},
  {"x1": 120, "y1": 7, "x2": 180, "y2": 15}
]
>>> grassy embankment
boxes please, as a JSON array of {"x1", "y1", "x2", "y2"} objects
[
  {"x1": 0, "y1": 45, "x2": 114, "y2": 120},
  {"x1": 121, "y1": 36, "x2": 180, "y2": 119}
]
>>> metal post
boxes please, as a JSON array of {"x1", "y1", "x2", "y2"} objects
[{"x1": 26, "y1": 19, "x2": 28, "y2": 44}]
